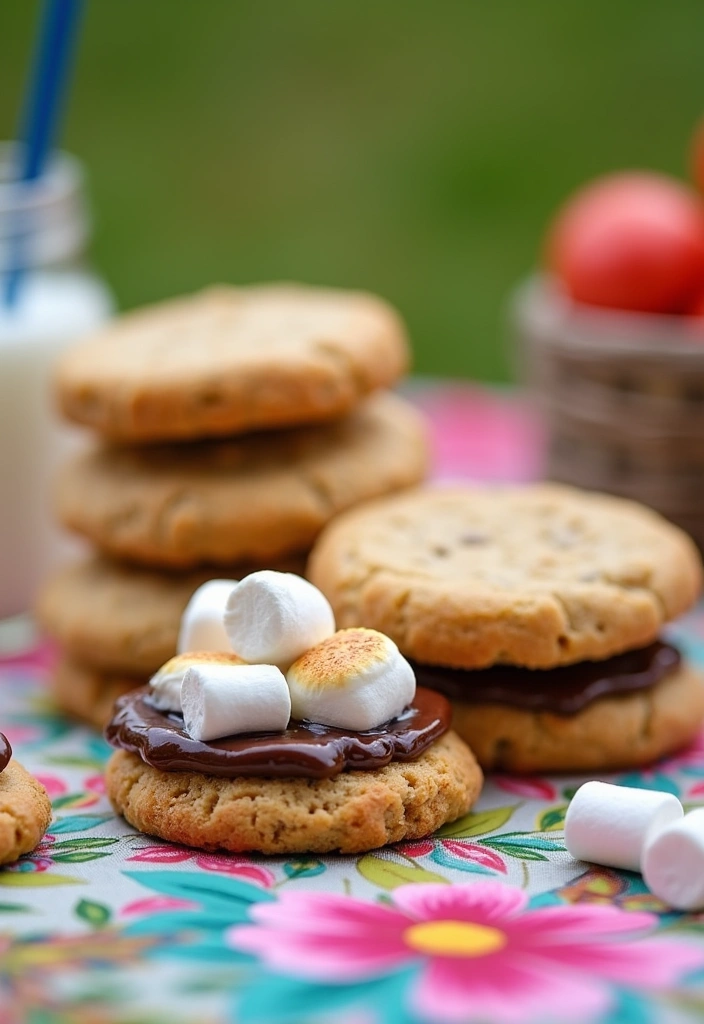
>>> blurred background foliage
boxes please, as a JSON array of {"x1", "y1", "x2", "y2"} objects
[{"x1": 3, "y1": 1, "x2": 704, "y2": 380}]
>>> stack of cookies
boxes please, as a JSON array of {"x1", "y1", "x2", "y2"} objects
[{"x1": 38, "y1": 284, "x2": 429, "y2": 728}]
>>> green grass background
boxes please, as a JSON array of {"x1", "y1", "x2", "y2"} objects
[{"x1": 2, "y1": 1, "x2": 703, "y2": 380}]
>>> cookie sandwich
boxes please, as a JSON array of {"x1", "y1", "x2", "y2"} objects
[
  {"x1": 307, "y1": 484, "x2": 704, "y2": 774},
  {"x1": 105, "y1": 571, "x2": 482, "y2": 854},
  {"x1": 0, "y1": 732, "x2": 52, "y2": 865}
]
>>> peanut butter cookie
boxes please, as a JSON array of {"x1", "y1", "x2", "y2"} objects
[
  {"x1": 0, "y1": 755, "x2": 52, "y2": 866},
  {"x1": 308, "y1": 484, "x2": 701, "y2": 670},
  {"x1": 56, "y1": 285, "x2": 410, "y2": 442},
  {"x1": 105, "y1": 731, "x2": 482, "y2": 855},
  {"x1": 56, "y1": 393, "x2": 428, "y2": 569}
]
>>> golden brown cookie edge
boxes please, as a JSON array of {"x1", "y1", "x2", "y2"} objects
[
  {"x1": 450, "y1": 664, "x2": 704, "y2": 774},
  {"x1": 0, "y1": 762, "x2": 52, "y2": 866},
  {"x1": 105, "y1": 730, "x2": 482, "y2": 855}
]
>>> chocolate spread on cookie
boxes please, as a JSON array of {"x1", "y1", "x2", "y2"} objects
[
  {"x1": 0, "y1": 733, "x2": 12, "y2": 773},
  {"x1": 105, "y1": 686, "x2": 450, "y2": 779},
  {"x1": 411, "y1": 642, "x2": 681, "y2": 715}
]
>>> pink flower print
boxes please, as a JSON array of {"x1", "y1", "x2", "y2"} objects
[
  {"x1": 394, "y1": 840, "x2": 435, "y2": 858},
  {"x1": 127, "y1": 844, "x2": 274, "y2": 887},
  {"x1": 228, "y1": 881, "x2": 701, "y2": 1024},
  {"x1": 122, "y1": 896, "x2": 198, "y2": 917},
  {"x1": 661, "y1": 730, "x2": 704, "y2": 772},
  {"x1": 417, "y1": 386, "x2": 545, "y2": 484},
  {"x1": 494, "y1": 776, "x2": 557, "y2": 801},
  {"x1": 5, "y1": 835, "x2": 56, "y2": 873},
  {"x1": 1, "y1": 724, "x2": 40, "y2": 745},
  {"x1": 395, "y1": 837, "x2": 507, "y2": 875},
  {"x1": 84, "y1": 774, "x2": 106, "y2": 794},
  {"x1": 32, "y1": 775, "x2": 67, "y2": 799}
]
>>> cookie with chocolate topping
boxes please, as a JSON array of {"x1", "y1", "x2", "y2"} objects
[
  {"x1": 104, "y1": 627, "x2": 483, "y2": 854},
  {"x1": 307, "y1": 484, "x2": 704, "y2": 773},
  {"x1": 0, "y1": 733, "x2": 52, "y2": 865}
]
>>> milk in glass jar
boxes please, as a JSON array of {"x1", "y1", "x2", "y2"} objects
[{"x1": 0, "y1": 145, "x2": 113, "y2": 639}]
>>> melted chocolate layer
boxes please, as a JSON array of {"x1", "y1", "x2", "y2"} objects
[
  {"x1": 411, "y1": 642, "x2": 680, "y2": 715},
  {"x1": 105, "y1": 686, "x2": 451, "y2": 779},
  {"x1": 0, "y1": 733, "x2": 12, "y2": 774}
]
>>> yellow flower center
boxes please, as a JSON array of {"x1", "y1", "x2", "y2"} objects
[{"x1": 404, "y1": 920, "x2": 507, "y2": 958}]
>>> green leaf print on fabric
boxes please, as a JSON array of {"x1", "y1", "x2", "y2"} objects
[
  {"x1": 481, "y1": 832, "x2": 565, "y2": 862},
  {"x1": 75, "y1": 899, "x2": 112, "y2": 929},
  {"x1": 0, "y1": 873, "x2": 83, "y2": 887},
  {"x1": 537, "y1": 805, "x2": 568, "y2": 832},
  {"x1": 356, "y1": 855, "x2": 448, "y2": 889},
  {"x1": 434, "y1": 806, "x2": 514, "y2": 839}
]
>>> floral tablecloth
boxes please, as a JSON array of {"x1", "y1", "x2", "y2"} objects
[{"x1": 2, "y1": 383, "x2": 704, "y2": 1024}]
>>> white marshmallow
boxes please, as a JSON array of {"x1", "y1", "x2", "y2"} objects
[
  {"x1": 642, "y1": 809, "x2": 704, "y2": 910},
  {"x1": 149, "y1": 652, "x2": 246, "y2": 713},
  {"x1": 286, "y1": 627, "x2": 416, "y2": 732},
  {"x1": 224, "y1": 571, "x2": 335, "y2": 671},
  {"x1": 177, "y1": 579, "x2": 238, "y2": 655},
  {"x1": 564, "y1": 780, "x2": 683, "y2": 872},
  {"x1": 181, "y1": 662, "x2": 291, "y2": 742}
]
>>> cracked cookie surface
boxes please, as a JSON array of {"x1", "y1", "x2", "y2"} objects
[
  {"x1": 56, "y1": 284, "x2": 410, "y2": 442},
  {"x1": 0, "y1": 763, "x2": 52, "y2": 865},
  {"x1": 105, "y1": 731, "x2": 482, "y2": 854},
  {"x1": 56, "y1": 393, "x2": 428, "y2": 568},
  {"x1": 307, "y1": 484, "x2": 702, "y2": 669}
]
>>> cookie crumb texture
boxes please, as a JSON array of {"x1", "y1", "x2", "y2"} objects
[
  {"x1": 0, "y1": 763, "x2": 52, "y2": 865},
  {"x1": 50, "y1": 657, "x2": 143, "y2": 730},
  {"x1": 453, "y1": 665, "x2": 704, "y2": 774},
  {"x1": 56, "y1": 285, "x2": 410, "y2": 442},
  {"x1": 55, "y1": 393, "x2": 428, "y2": 568},
  {"x1": 106, "y1": 731, "x2": 482, "y2": 855},
  {"x1": 308, "y1": 484, "x2": 703, "y2": 669}
]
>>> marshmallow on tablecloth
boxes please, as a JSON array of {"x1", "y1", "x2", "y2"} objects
[
  {"x1": 642, "y1": 809, "x2": 704, "y2": 910},
  {"x1": 564, "y1": 780, "x2": 683, "y2": 872},
  {"x1": 286, "y1": 627, "x2": 416, "y2": 732},
  {"x1": 177, "y1": 579, "x2": 238, "y2": 654},
  {"x1": 224, "y1": 571, "x2": 335, "y2": 670},
  {"x1": 149, "y1": 651, "x2": 247, "y2": 713},
  {"x1": 181, "y1": 662, "x2": 291, "y2": 742}
]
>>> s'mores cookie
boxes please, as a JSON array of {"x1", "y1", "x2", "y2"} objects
[
  {"x1": 56, "y1": 284, "x2": 410, "y2": 443},
  {"x1": 0, "y1": 733, "x2": 52, "y2": 865},
  {"x1": 105, "y1": 574, "x2": 482, "y2": 854},
  {"x1": 307, "y1": 484, "x2": 704, "y2": 773}
]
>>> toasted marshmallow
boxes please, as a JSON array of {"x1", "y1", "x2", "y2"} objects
[
  {"x1": 149, "y1": 651, "x2": 246, "y2": 713},
  {"x1": 224, "y1": 570, "x2": 335, "y2": 670},
  {"x1": 177, "y1": 579, "x2": 238, "y2": 654},
  {"x1": 286, "y1": 628, "x2": 416, "y2": 731},
  {"x1": 181, "y1": 662, "x2": 291, "y2": 742}
]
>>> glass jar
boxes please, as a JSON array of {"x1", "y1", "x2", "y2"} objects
[{"x1": 0, "y1": 144, "x2": 113, "y2": 641}]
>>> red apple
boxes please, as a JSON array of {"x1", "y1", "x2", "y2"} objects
[
  {"x1": 688, "y1": 290, "x2": 704, "y2": 317},
  {"x1": 546, "y1": 172, "x2": 704, "y2": 314}
]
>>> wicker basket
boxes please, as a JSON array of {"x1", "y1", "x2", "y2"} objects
[{"x1": 512, "y1": 276, "x2": 704, "y2": 550}]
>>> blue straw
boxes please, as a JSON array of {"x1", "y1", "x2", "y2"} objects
[{"x1": 4, "y1": 0, "x2": 85, "y2": 308}]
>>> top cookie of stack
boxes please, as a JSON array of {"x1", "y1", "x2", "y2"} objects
[
  {"x1": 40, "y1": 284, "x2": 428, "y2": 725},
  {"x1": 56, "y1": 283, "x2": 409, "y2": 442}
]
